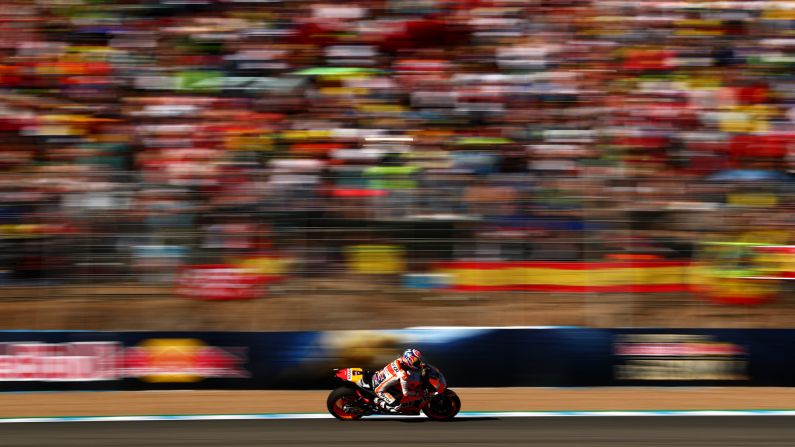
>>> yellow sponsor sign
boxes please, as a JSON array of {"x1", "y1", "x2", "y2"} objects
[{"x1": 346, "y1": 245, "x2": 405, "y2": 274}]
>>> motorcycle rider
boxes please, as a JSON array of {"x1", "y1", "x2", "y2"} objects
[{"x1": 371, "y1": 348, "x2": 424, "y2": 413}]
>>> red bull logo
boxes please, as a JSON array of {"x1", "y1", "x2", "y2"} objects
[{"x1": 122, "y1": 339, "x2": 249, "y2": 383}]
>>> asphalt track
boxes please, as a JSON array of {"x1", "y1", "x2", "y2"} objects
[{"x1": 2, "y1": 416, "x2": 795, "y2": 446}]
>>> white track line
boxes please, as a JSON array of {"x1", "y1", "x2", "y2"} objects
[{"x1": 3, "y1": 410, "x2": 795, "y2": 423}]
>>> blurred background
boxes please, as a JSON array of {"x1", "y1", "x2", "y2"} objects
[{"x1": 0, "y1": 0, "x2": 795, "y2": 331}]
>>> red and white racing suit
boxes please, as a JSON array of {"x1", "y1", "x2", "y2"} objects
[{"x1": 371, "y1": 359, "x2": 421, "y2": 409}]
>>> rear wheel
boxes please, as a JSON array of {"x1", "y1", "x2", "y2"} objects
[
  {"x1": 327, "y1": 387, "x2": 364, "y2": 421},
  {"x1": 422, "y1": 389, "x2": 461, "y2": 421}
]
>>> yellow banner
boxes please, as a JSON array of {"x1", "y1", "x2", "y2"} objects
[
  {"x1": 346, "y1": 245, "x2": 405, "y2": 274},
  {"x1": 437, "y1": 265, "x2": 690, "y2": 288}
]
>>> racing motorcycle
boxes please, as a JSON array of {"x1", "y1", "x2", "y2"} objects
[{"x1": 327, "y1": 364, "x2": 461, "y2": 421}]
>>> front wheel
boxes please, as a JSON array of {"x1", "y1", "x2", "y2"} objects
[
  {"x1": 422, "y1": 389, "x2": 461, "y2": 421},
  {"x1": 327, "y1": 387, "x2": 364, "y2": 421}
]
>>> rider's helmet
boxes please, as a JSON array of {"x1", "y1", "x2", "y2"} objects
[{"x1": 401, "y1": 348, "x2": 423, "y2": 370}]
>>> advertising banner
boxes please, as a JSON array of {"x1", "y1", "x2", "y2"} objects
[
  {"x1": 0, "y1": 328, "x2": 794, "y2": 391},
  {"x1": 345, "y1": 245, "x2": 406, "y2": 274},
  {"x1": 175, "y1": 264, "x2": 272, "y2": 300},
  {"x1": 434, "y1": 261, "x2": 693, "y2": 293},
  {"x1": 0, "y1": 332, "x2": 252, "y2": 391},
  {"x1": 610, "y1": 329, "x2": 750, "y2": 385}
]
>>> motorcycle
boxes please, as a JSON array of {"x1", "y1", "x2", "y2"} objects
[{"x1": 327, "y1": 364, "x2": 461, "y2": 421}]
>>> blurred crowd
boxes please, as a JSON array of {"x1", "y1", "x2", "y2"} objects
[{"x1": 1, "y1": 0, "x2": 795, "y2": 284}]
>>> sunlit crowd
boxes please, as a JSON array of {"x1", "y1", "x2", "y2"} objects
[{"x1": 0, "y1": 0, "x2": 793, "y2": 284}]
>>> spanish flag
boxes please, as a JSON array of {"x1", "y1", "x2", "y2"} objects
[{"x1": 434, "y1": 261, "x2": 692, "y2": 293}]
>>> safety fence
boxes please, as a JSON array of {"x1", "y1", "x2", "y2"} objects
[
  {"x1": 0, "y1": 167, "x2": 793, "y2": 309},
  {"x1": 0, "y1": 328, "x2": 791, "y2": 391}
]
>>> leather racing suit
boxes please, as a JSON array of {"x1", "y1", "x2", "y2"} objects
[{"x1": 371, "y1": 358, "x2": 422, "y2": 411}]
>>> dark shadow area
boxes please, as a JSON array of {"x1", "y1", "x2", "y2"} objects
[{"x1": 360, "y1": 416, "x2": 500, "y2": 423}]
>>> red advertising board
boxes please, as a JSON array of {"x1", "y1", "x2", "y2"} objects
[
  {"x1": 0, "y1": 340, "x2": 248, "y2": 382},
  {"x1": 0, "y1": 342, "x2": 120, "y2": 381},
  {"x1": 175, "y1": 264, "x2": 271, "y2": 300}
]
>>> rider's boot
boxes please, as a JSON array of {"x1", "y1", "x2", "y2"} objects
[{"x1": 375, "y1": 397, "x2": 400, "y2": 413}]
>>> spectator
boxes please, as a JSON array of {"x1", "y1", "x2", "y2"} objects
[{"x1": 0, "y1": 0, "x2": 792, "y2": 284}]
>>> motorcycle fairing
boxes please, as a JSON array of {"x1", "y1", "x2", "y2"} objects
[{"x1": 335, "y1": 367, "x2": 364, "y2": 384}]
